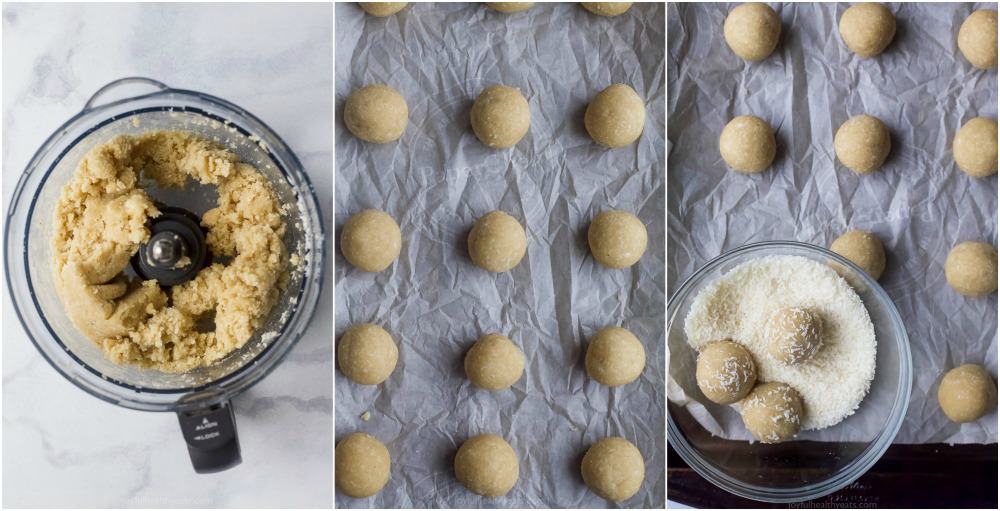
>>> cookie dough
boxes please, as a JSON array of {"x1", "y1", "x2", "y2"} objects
[
  {"x1": 338, "y1": 323, "x2": 399, "y2": 385},
  {"x1": 454, "y1": 434, "x2": 519, "y2": 497},
  {"x1": 341, "y1": 209, "x2": 402, "y2": 272},
  {"x1": 580, "y1": 437, "x2": 644, "y2": 502},
  {"x1": 695, "y1": 340, "x2": 757, "y2": 404},
  {"x1": 945, "y1": 241, "x2": 998, "y2": 297},
  {"x1": 588, "y1": 210, "x2": 648, "y2": 269},
  {"x1": 467, "y1": 210, "x2": 527, "y2": 272},
  {"x1": 834, "y1": 114, "x2": 891, "y2": 173},
  {"x1": 486, "y1": 2, "x2": 533, "y2": 12},
  {"x1": 839, "y1": 3, "x2": 896, "y2": 58},
  {"x1": 586, "y1": 326, "x2": 646, "y2": 387},
  {"x1": 584, "y1": 84, "x2": 646, "y2": 148},
  {"x1": 580, "y1": 3, "x2": 632, "y2": 17},
  {"x1": 470, "y1": 85, "x2": 531, "y2": 148},
  {"x1": 938, "y1": 364, "x2": 998, "y2": 423},
  {"x1": 830, "y1": 229, "x2": 886, "y2": 280},
  {"x1": 765, "y1": 307, "x2": 823, "y2": 365},
  {"x1": 958, "y1": 9, "x2": 998, "y2": 70},
  {"x1": 52, "y1": 131, "x2": 288, "y2": 373},
  {"x1": 358, "y1": 2, "x2": 407, "y2": 17},
  {"x1": 344, "y1": 84, "x2": 408, "y2": 144},
  {"x1": 336, "y1": 432, "x2": 391, "y2": 498},
  {"x1": 724, "y1": 3, "x2": 781, "y2": 62},
  {"x1": 740, "y1": 382, "x2": 804, "y2": 443},
  {"x1": 953, "y1": 117, "x2": 998, "y2": 178},
  {"x1": 465, "y1": 333, "x2": 525, "y2": 390},
  {"x1": 719, "y1": 115, "x2": 776, "y2": 173}
]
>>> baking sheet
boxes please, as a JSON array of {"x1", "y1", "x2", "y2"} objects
[
  {"x1": 335, "y1": 2, "x2": 666, "y2": 508},
  {"x1": 667, "y1": 2, "x2": 997, "y2": 445}
]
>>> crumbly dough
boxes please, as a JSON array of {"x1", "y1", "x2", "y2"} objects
[
  {"x1": 834, "y1": 114, "x2": 891, "y2": 173},
  {"x1": 586, "y1": 326, "x2": 646, "y2": 387},
  {"x1": 765, "y1": 307, "x2": 823, "y2": 365},
  {"x1": 467, "y1": 210, "x2": 527, "y2": 272},
  {"x1": 695, "y1": 339, "x2": 757, "y2": 404},
  {"x1": 958, "y1": 9, "x2": 998, "y2": 70},
  {"x1": 454, "y1": 434, "x2": 519, "y2": 497},
  {"x1": 580, "y1": 2, "x2": 632, "y2": 17},
  {"x1": 719, "y1": 115, "x2": 776, "y2": 173},
  {"x1": 470, "y1": 85, "x2": 531, "y2": 148},
  {"x1": 839, "y1": 3, "x2": 896, "y2": 58},
  {"x1": 486, "y1": 2, "x2": 533, "y2": 13},
  {"x1": 52, "y1": 131, "x2": 288, "y2": 373},
  {"x1": 338, "y1": 323, "x2": 399, "y2": 385},
  {"x1": 465, "y1": 333, "x2": 525, "y2": 390},
  {"x1": 580, "y1": 437, "x2": 644, "y2": 502},
  {"x1": 945, "y1": 241, "x2": 998, "y2": 297},
  {"x1": 336, "y1": 432, "x2": 391, "y2": 498},
  {"x1": 358, "y1": 2, "x2": 407, "y2": 17},
  {"x1": 938, "y1": 364, "x2": 997, "y2": 423},
  {"x1": 953, "y1": 117, "x2": 998, "y2": 178},
  {"x1": 740, "y1": 382, "x2": 803, "y2": 443},
  {"x1": 344, "y1": 84, "x2": 408, "y2": 144},
  {"x1": 724, "y1": 3, "x2": 781, "y2": 62},
  {"x1": 585, "y1": 84, "x2": 646, "y2": 148},
  {"x1": 341, "y1": 209, "x2": 402, "y2": 272},
  {"x1": 830, "y1": 229, "x2": 886, "y2": 280},
  {"x1": 588, "y1": 210, "x2": 648, "y2": 269}
]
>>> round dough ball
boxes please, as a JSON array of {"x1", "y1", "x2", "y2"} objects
[
  {"x1": 945, "y1": 241, "x2": 998, "y2": 297},
  {"x1": 465, "y1": 333, "x2": 525, "y2": 390},
  {"x1": 953, "y1": 117, "x2": 998, "y2": 178},
  {"x1": 718, "y1": 115, "x2": 776, "y2": 173},
  {"x1": 740, "y1": 382, "x2": 803, "y2": 443},
  {"x1": 584, "y1": 84, "x2": 646, "y2": 148},
  {"x1": 580, "y1": 437, "x2": 644, "y2": 502},
  {"x1": 764, "y1": 307, "x2": 823, "y2": 365},
  {"x1": 830, "y1": 229, "x2": 886, "y2": 280},
  {"x1": 338, "y1": 323, "x2": 399, "y2": 385},
  {"x1": 341, "y1": 209, "x2": 402, "y2": 272},
  {"x1": 723, "y1": 3, "x2": 781, "y2": 62},
  {"x1": 358, "y1": 2, "x2": 407, "y2": 17},
  {"x1": 588, "y1": 210, "x2": 648, "y2": 269},
  {"x1": 336, "y1": 433, "x2": 391, "y2": 498},
  {"x1": 344, "y1": 84, "x2": 408, "y2": 143},
  {"x1": 938, "y1": 364, "x2": 997, "y2": 423},
  {"x1": 958, "y1": 9, "x2": 998, "y2": 70},
  {"x1": 454, "y1": 434, "x2": 519, "y2": 497},
  {"x1": 838, "y1": 3, "x2": 896, "y2": 58},
  {"x1": 486, "y1": 2, "x2": 533, "y2": 12},
  {"x1": 581, "y1": 2, "x2": 632, "y2": 17},
  {"x1": 467, "y1": 211, "x2": 527, "y2": 272},
  {"x1": 695, "y1": 340, "x2": 757, "y2": 404},
  {"x1": 470, "y1": 85, "x2": 530, "y2": 148},
  {"x1": 585, "y1": 326, "x2": 646, "y2": 387},
  {"x1": 834, "y1": 114, "x2": 891, "y2": 173}
]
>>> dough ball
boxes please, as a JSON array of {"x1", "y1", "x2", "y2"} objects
[
  {"x1": 338, "y1": 323, "x2": 399, "y2": 385},
  {"x1": 344, "y1": 84, "x2": 408, "y2": 143},
  {"x1": 588, "y1": 210, "x2": 648, "y2": 269},
  {"x1": 695, "y1": 340, "x2": 757, "y2": 404},
  {"x1": 584, "y1": 84, "x2": 646, "y2": 148},
  {"x1": 830, "y1": 229, "x2": 886, "y2": 280},
  {"x1": 467, "y1": 211, "x2": 527, "y2": 272},
  {"x1": 341, "y1": 209, "x2": 402, "y2": 272},
  {"x1": 581, "y1": 2, "x2": 632, "y2": 17},
  {"x1": 470, "y1": 85, "x2": 530, "y2": 148},
  {"x1": 454, "y1": 434, "x2": 519, "y2": 497},
  {"x1": 938, "y1": 364, "x2": 998, "y2": 423},
  {"x1": 945, "y1": 241, "x2": 998, "y2": 297},
  {"x1": 764, "y1": 307, "x2": 823, "y2": 365},
  {"x1": 834, "y1": 114, "x2": 891, "y2": 173},
  {"x1": 486, "y1": 2, "x2": 533, "y2": 12},
  {"x1": 838, "y1": 3, "x2": 896, "y2": 58},
  {"x1": 580, "y1": 437, "x2": 644, "y2": 502},
  {"x1": 740, "y1": 382, "x2": 803, "y2": 443},
  {"x1": 465, "y1": 333, "x2": 525, "y2": 390},
  {"x1": 336, "y1": 433, "x2": 391, "y2": 498},
  {"x1": 953, "y1": 117, "x2": 998, "y2": 178},
  {"x1": 723, "y1": 3, "x2": 781, "y2": 62},
  {"x1": 585, "y1": 326, "x2": 646, "y2": 387},
  {"x1": 358, "y1": 2, "x2": 407, "y2": 16},
  {"x1": 718, "y1": 115, "x2": 776, "y2": 173},
  {"x1": 958, "y1": 9, "x2": 998, "y2": 70}
]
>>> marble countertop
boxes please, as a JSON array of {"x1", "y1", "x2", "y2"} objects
[{"x1": 2, "y1": 3, "x2": 332, "y2": 508}]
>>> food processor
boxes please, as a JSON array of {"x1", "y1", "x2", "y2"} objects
[{"x1": 4, "y1": 77, "x2": 325, "y2": 473}]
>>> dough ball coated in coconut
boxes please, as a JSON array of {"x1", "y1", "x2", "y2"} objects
[
  {"x1": 465, "y1": 333, "x2": 525, "y2": 390},
  {"x1": 588, "y1": 210, "x2": 648, "y2": 269},
  {"x1": 830, "y1": 229, "x2": 886, "y2": 280},
  {"x1": 740, "y1": 382, "x2": 804, "y2": 443},
  {"x1": 953, "y1": 117, "x2": 998, "y2": 178},
  {"x1": 468, "y1": 211, "x2": 527, "y2": 272},
  {"x1": 471, "y1": 85, "x2": 531, "y2": 148},
  {"x1": 724, "y1": 3, "x2": 781, "y2": 62},
  {"x1": 719, "y1": 115, "x2": 776, "y2": 173},
  {"x1": 580, "y1": 2, "x2": 632, "y2": 17},
  {"x1": 696, "y1": 340, "x2": 757, "y2": 404},
  {"x1": 834, "y1": 115, "x2": 891, "y2": 173},
  {"x1": 454, "y1": 434, "x2": 519, "y2": 497},
  {"x1": 958, "y1": 9, "x2": 998, "y2": 69},
  {"x1": 336, "y1": 433, "x2": 391, "y2": 498},
  {"x1": 338, "y1": 323, "x2": 399, "y2": 385},
  {"x1": 344, "y1": 84, "x2": 408, "y2": 144},
  {"x1": 938, "y1": 364, "x2": 998, "y2": 423},
  {"x1": 839, "y1": 3, "x2": 896, "y2": 58},
  {"x1": 358, "y1": 2, "x2": 407, "y2": 17},
  {"x1": 341, "y1": 209, "x2": 402, "y2": 272},
  {"x1": 585, "y1": 84, "x2": 646, "y2": 148},
  {"x1": 486, "y1": 2, "x2": 533, "y2": 12},
  {"x1": 580, "y1": 437, "x2": 645, "y2": 502},
  {"x1": 765, "y1": 307, "x2": 823, "y2": 365},
  {"x1": 585, "y1": 326, "x2": 646, "y2": 387},
  {"x1": 945, "y1": 241, "x2": 998, "y2": 297}
]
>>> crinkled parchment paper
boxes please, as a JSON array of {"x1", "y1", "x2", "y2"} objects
[
  {"x1": 336, "y1": 2, "x2": 666, "y2": 508},
  {"x1": 668, "y1": 2, "x2": 997, "y2": 445}
]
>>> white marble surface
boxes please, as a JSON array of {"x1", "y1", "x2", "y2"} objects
[{"x1": 2, "y1": 3, "x2": 332, "y2": 508}]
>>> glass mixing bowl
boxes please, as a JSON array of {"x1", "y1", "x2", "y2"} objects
[
  {"x1": 667, "y1": 241, "x2": 911, "y2": 503},
  {"x1": 5, "y1": 77, "x2": 325, "y2": 472}
]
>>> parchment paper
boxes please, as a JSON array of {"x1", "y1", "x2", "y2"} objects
[
  {"x1": 667, "y1": 2, "x2": 997, "y2": 445},
  {"x1": 336, "y1": 2, "x2": 666, "y2": 508}
]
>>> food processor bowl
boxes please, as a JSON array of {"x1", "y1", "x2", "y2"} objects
[{"x1": 5, "y1": 77, "x2": 325, "y2": 472}]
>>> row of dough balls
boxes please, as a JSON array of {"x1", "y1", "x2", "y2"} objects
[
  {"x1": 340, "y1": 208, "x2": 649, "y2": 273},
  {"x1": 336, "y1": 432, "x2": 645, "y2": 502},
  {"x1": 359, "y1": 2, "x2": 635, "y2": 18},
  {"x1": 724, "y1": 3, "x2": 998, "y2": 69}
]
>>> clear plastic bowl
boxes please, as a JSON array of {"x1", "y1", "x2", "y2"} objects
[{"x1": 667, "y1": 241, "x2": 911, "y2": 503}]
